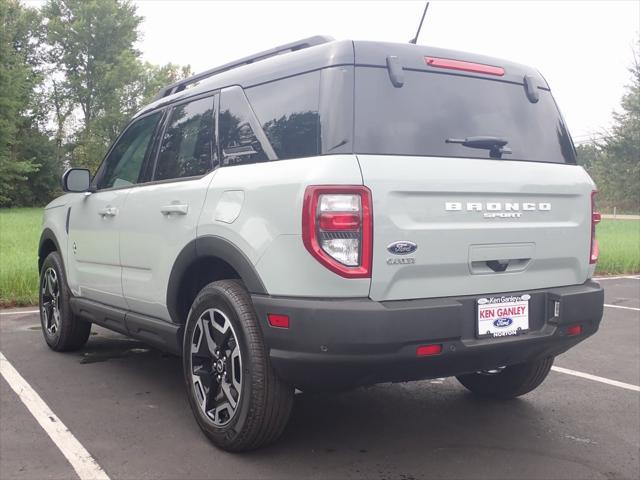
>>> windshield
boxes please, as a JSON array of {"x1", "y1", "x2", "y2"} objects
[{"x1": 354, "y1": 67, "x2": 576, "y2": 164}]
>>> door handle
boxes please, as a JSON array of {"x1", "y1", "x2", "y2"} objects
[
  {"x1": 98, "y1": 206, "x2": 118, "y2": 217},
  {"x1": 160, "y1": 204, "x2": 189, "y2": 215}
]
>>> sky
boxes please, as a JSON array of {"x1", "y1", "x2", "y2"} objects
[
  {"x1": 26, "y1": 0, "x2": 639, "y2": 141},
  {"x1": 131, "y1": 0, "x2": 639, "y2": 143}
]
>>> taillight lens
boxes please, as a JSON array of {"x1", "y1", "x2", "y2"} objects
[
  {"x1": 302, "y1": 186, "x2": 372, "y2": 278},
  {"x1": 590, "y1": 190, "x2": 601, "y2": 264}
]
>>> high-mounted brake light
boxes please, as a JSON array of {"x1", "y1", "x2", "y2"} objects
[
  {"x1": 590, "y1": 190, "x2": 601, "y2": 264},
  {"x1": 302, "y1": 186, "x2": 373, "y2": 278},
  {"x1": 424, "y1": 56, "x2": 505, "y2": 76}
]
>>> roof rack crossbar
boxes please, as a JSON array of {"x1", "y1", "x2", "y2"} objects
[{"x1": 153, "y1": 35, "x2": 334, "y2": 101}]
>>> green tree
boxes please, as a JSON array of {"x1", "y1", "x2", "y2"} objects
[
  {"x1": 578, "y1": 41, "x2": 640, "y2": 213},
  {"x1": 44, "y1": 0, "x2": 142, "y2": 171},
  {"x1": 0, "y1": 0, "x2": 50, "y2": 206},
  {"x1": 44, "y1": 0, "x2": 191, "y2": 172}
]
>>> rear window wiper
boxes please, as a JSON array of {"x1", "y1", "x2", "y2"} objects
[{"x1": 445, "y1": 136, "x2": 512, "y2": 159}]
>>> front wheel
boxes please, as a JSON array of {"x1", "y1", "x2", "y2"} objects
[
  {"x1": 456, "y1": 357, "x2": 554, "y2": 399},
  {"x1": 183, "y1": 280, "x2": 294, "y2": 451},
  {"x1": 39, "y1": 251, "x2": 91, "y2": 351}
]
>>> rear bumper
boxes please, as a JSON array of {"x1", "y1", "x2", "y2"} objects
[{"x1": 251, "y1": 281, "x2": 604, "y2": 390}]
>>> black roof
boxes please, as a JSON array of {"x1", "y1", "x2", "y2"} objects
[{"x1": 134, "y1": 37, "x2": 548, "y2": 118}]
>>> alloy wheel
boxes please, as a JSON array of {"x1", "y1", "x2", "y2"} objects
[
  {"x1": 41, "y1": 267, "x2": 61, "y2": 336},
  {"x1": 190, "y1": 308, "x2": 242, "y2": 426}
]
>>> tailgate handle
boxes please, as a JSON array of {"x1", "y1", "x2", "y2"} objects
[{"x1": 486, "y1": 260, "x2": 510, "y2": 272}]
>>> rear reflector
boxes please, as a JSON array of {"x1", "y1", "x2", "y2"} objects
[
  {"x1": 566, "y1": 325, "x2": 582, "y2": 336},
  {"x1": 425, "y1": 56, "x2": 505, "y2": 76},
  {"x1": 319, "y1": 212, "x2": 360, "y2": 231},
  {"x1": 268, "y1": 314, "x2": 289, "y2": 329},
  {"x1": 416, "y1": 344, "x2": 443, "y2": 357}
]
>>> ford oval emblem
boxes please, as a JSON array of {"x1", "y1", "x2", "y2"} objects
[
  {"x1": 493, "y1": 317, "x2": 513, "y2": 328},
  {"x1": 386, "y1": 241, "x2": 418, "y2": 256}
]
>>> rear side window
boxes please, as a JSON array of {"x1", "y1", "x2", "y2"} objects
[
  {"x1": 155, "y1": 96, "x2": 215, "y2": 181},
  {"x1": 246, "y1": 72, "x2": 320, "y2": 159},
  {"x1": 354, "y1": 67, "x2": 576, "y2": 164},
  {"x1": 219, "y1": 86, "x2": 268, "y2": 166}
]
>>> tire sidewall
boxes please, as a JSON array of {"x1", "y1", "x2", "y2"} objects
[
  {"x1": 182, "y1": 283, "x2": 261, "y2": 446},
  {"x1": 39, "y1": 252, "x2": 71, "y2": 349}
]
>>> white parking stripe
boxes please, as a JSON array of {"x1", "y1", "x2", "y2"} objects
[
  {"x1": 604, "y1": 304, "x2": 640, "y2": 312},
  {"x1": 0, "y1": 352, "x2": 110, "y2": 480},
  {"x1": 595, "y1": 275, "x2": 640, "y2": 280},
  {"x1": 0, "y1": 309, "x2": 40, "y2": 316},
  {"x1": 552, "y1": 366, "x2": 640, "y2": 392}
]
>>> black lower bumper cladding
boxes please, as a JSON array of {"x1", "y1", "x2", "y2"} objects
[{"x1": 252, "y1": 281, "x2": 604, "y2": 390}]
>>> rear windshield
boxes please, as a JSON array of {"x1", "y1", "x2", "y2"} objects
[{"x1": 354, "y1": 67, "x2": 576, "y2": 164}]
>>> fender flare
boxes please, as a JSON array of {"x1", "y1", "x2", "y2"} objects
[
  {"x1": 38, "y1": 228, "x2": 63, "y2": 272},
  {"x1": 166, "y1": 236, "x2": 267, "y2": 323}
]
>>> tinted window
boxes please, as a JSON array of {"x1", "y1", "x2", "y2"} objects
[
  {"x1": 246, "y1": 72, "x2": 320, "y2": 159},
  {"x1": 354, "y1": 67, "x2": 576, "y2": 164},
  {"x1": 219, "y1": 86, "x2": 268, "y2": 166},
  {"x1": 155, "y1": 96, "x2": 215, "y2": 180},
  {"x1": 98, "y1": 112, "x2": 161, "y2": 189}
]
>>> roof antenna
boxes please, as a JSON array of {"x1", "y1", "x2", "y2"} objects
[{"x1": 409, "y1": 2, "x2": 429, "y2": 44}]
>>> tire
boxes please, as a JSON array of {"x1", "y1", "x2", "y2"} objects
[
  {"x1": 39, "y1": 251, "x2": 92, "y2": 351},
  {"x1": 456, "y1": 357, "x2": 554, "y2": 399},
  {"x1": 182, "y1": 279, "x2": 294, "y2": 452}
]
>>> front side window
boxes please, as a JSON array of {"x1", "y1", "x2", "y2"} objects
[
  {"x1": 154, "y1": 96, "x2": 215, "y2": 181},
  {"x1": 98, "y1": 112, "x2": 162, "y2": 189},
  {"x1": 219, "y1": 86, "x2": 269, "y2": 166}
]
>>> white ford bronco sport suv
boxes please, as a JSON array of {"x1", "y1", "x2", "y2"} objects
[{"x1": 38, "y1": 36, "x2": 604, "y2": 451}]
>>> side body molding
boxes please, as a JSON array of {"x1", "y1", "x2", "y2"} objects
[{"x1": 166, "y1": 236, "x2": 268, "y2": 324}]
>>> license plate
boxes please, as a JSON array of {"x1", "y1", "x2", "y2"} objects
[{"x1": 477, "y1": 294, "x2": 530, "y2": 338}]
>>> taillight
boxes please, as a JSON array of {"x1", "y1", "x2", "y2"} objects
[
  {"x1": 302, "y1": 186, "x2": 372, "y2": 278},
  {"x1": 424, "y1": 56, "x2": 505, "y2": 76},
  {"x1": 590, "y1": 190, "x2": 601, "y2": 264}
]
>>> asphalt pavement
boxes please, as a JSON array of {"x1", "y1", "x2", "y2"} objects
[{"x1": 1, "y1": 277, "x2": 638, "y2": 480}]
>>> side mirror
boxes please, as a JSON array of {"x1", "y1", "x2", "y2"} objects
[{"x1": 62, "y1": 168, "x2": 91, "y2": 193}]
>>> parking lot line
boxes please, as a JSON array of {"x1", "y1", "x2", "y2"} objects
[
  {"x1": 595, "y1": 275, "x2": 640, "y2": 280},
  {"x1": 552, "y1": 365, "x2": 640, "y2": 392},
  {"x1": 0, "y1": 352, "x2": 110, "y2": 480},
  {"x1": 0, "y1": 309, "x2": 40, "y2": 316},
  {"x1": 605, "y1": 303, "x2": 640, "y2": 312},
  {"x1": 604, "y1": 304, "x2": 640, "y2": 312}
]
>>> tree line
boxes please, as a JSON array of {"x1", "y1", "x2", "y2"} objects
[
  {"x1": 1, "y1": 1, "x2": 638, "y2": 211},
  {"x1": 576, "y1": 42, "x2": 640, "y2": 213},
  {"x1": 0, "y1": 0, "x2": 190, "y2": 206}
]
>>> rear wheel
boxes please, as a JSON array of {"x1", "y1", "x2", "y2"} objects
[
  {"x1": 183, "y1": 280, "x2": 294, "y2": 451},
  {"x1": 456, "y1": 357, "x2": 554, "y2": 399},
  {"x1": 39, "y1": 251, "x2": 91, "y2": 351}
]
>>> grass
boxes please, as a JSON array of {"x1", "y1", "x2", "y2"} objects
[
  {"x1": 0, "y1": 208, "x2": 638, "y2": 307},
  {"x1": 595, "y1": 219, "x2": 640, "y2": 275},
  {"x1": 0, "y1": 208, "x2": 42, "y2": 307}
]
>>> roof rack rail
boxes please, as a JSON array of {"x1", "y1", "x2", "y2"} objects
[{"x1": 153, "y1": 35, "x2": 334, "y2": 101}]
